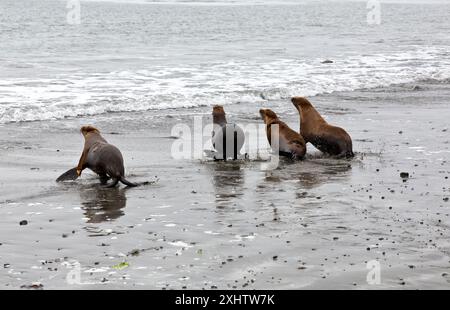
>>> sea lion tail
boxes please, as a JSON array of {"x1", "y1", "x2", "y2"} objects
[{"x1": 120, "y1": 177, "x2": 138, "y2": 187}]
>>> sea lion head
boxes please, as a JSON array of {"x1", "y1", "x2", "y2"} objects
[
  {"x1": 212, "y1": 105, "x2": 225, "y2": 115},
  {"x1": 212, "y1": 105, "x2": 227, "y2": 125},
  {"x1": 80, "y1": 125, "x2": 100, "y2": 137},
  {"x1": 291, "y1": 97, "x2": 312, "y2": 111},
  {"x1": 259, "y1": 109, "x2": 278, "y2": 124}
]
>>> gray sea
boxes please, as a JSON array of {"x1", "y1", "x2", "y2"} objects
[{"x1": 0, "y1": 0, "x2": 449, "y2": 123}]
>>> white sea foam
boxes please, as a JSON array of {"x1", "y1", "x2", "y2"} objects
[
  {"x1": 168, "y1": 241, "x2": 192, "y2": 247},
  {"x1": 0, "y1": 46, "x2": 449, "y2": 123}
]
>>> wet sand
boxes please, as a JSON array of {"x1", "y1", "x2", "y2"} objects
[{"x1": 0, "y1": 81, "x2": 449, "y2": 289}]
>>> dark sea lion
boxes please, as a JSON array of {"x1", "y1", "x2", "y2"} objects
[
  {"x1": 291, "y1": 97, "x2": 354, "y2": 158},
  {"x1": 259, "y1": 108, "x2": 306, "y2": 160},
  {"x1": 57, "y1": 126, "x2": 137, "y2": 187},
  {"x1": 211, "y1": 105, "x2": 245, "y2": 160}
]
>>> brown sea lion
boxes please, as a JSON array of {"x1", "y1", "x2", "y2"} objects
[
  {"x1": 259, "y1": 108, "x2": 306, "y2": 160},
  {"x1": 212, "y1": 105, "x2": 227, "y2": 127},
  {"x1": 291, "y1": 97, "x2": 354, "y2": 158},
  {"x1": 211, "y1": 105, "x2": 245, "y2": 160},
  {"x1": 56, "y1": 126, "x2": 137, "y2": 187}
]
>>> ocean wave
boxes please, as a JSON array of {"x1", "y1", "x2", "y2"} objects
[{"x1": 0, "y1": 46, "x2": 449, "y2": 123}]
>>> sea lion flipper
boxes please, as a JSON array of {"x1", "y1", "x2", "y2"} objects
[
  {"x1": 56, "y1": 167, "x2": 79, "y2": 182},
  {"x1": 120, "y1": 177, "x2": 138, "y2": 187},
  {"x1": 104, "y1": 178, "x2": 119, "y2": 188},
  {"x1": 337, "y1": 150, "x2": 354, "y2": 159}
]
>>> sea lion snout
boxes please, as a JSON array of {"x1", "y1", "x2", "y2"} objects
[
  {"x1": 259, "y1": 109, "x2": 270, "y2": 123},
  {"x1": 291, "y1": 97, "x2": 300, "y2": 105},
  {"x1": 259, "y1": 109, "x2": 277, "y2": 123},
  {"x1": 80, "y1": 125, "x2": 100, "y2": 137},
  {"x1": 291, "y1": 96, "x2": 310, "y2": 109}
]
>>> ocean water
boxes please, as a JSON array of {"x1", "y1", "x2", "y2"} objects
[{"x1": 0, "y1": 0, "x2": 449, "y2": 123}]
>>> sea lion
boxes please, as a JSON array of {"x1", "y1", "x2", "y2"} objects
[
  {"x1": 259, "y1": 108, "x2": 306, "y2": 160},
  {"x1": 211, "y1": 105, "x2": 245, "y2": 160},
  {"x1": 56, "y1": 126, "x2": 137, "y2": 187},
  {"x1": 291, "y1": 97, "x2": 354, "y2": 158}
]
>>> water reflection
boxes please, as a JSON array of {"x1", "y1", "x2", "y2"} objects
[
  {"x1": 261, "y1": 158, "x2": 353, "y2": 192},
  {"x1": 207, "y1": 162, "x2": 245, "y2": 208},
  {"x1": 80, "y1": 186, "x2": 128, "y2": 223}
]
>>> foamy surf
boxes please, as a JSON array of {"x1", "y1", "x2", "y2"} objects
[{"x1": 0, "y1": 47, "x2": 449, "y2": 123}]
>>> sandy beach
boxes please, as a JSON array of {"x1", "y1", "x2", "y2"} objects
[{"x1": 1, "y1": 80, "x2": 449, "y2": 289}]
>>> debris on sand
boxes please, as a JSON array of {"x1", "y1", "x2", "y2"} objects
[
  {"x1": 112, "y1": 262, "x2": 129, "y2": 270},
  {"x1": 400, "y1": 172, "x2": 409, "y2": 179},
  {"x1": 128, "y1": 249, "x2": 140, "y2": 256},
  {"x1": 20, "y1": 282, "x2": 43, "y2": 290}
]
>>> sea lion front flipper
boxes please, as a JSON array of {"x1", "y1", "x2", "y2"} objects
[
  {"x1": 336, "y1": 150, "x2": 355, "y2": 159},
  {"x1": 105, "y1": 178, "x2": 120, "y2": 188},
  {"x1": 56, "y1": 167, "x2": 80, "y2": 182}
]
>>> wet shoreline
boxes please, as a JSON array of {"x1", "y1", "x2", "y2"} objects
[{"x1": 1, "y1": 82, "x2": 449, "y2": 289}]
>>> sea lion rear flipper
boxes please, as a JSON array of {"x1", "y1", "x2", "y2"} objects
[
  {"x1": 120, "y1": 177, "x2": 138, "y2": 187},
  {"x1": 56, "y1": 167, "x2": 80, "y2": 182}
]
